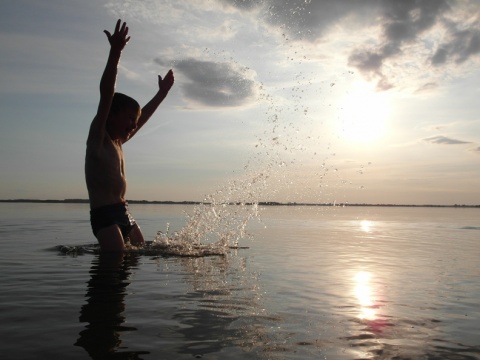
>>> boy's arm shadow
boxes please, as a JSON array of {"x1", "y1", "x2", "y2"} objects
[{"x1": 75, "y1": 253, "x2": 149, "y2": 359}]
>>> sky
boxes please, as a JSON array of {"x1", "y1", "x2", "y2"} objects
[{"x1": 1, "y1": 0, "x2": 480, "y2": 205}]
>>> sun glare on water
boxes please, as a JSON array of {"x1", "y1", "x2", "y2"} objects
[
  {"x1": 339, "y1": 83, "x2": 390, "y2": 143},
  {"x1": 354, "y1": 271, "x2": 376, "y2": 320}
]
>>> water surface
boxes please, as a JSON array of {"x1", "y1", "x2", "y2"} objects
[{"x1": 0, "y1": 203, "x2": 479, "y2": 359}]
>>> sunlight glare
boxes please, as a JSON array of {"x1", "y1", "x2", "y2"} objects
[
  {"x1": 353, "y1": 271, "x2": 376, "y2": 320},
  {"x1": 340, "y1": 83, "x2": 390, "y2": 143},
  {"x1": 360, "y1": 220, "x2": 372, "y2": 233}
]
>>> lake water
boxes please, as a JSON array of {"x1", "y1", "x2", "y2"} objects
[{"x1": 0, "y1": 202, "x2": 479, "y2": 359}]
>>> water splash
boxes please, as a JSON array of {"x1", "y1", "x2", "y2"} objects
[
  {"x1": 151, "y1": 173, "x2": 266, "y2": 256},
  {"x1": 55, "y1": 239, "x2": 249, "y2": 257},
  {"x1": 147, "y1": 21, "x2": 348, "y2": 256},
  {"x1": 56, "y1": 182, "x2": 261, "y2": 257}
]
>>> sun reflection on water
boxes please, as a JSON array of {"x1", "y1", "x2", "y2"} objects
[
  {"x1": 354, "y1": 271, "x2": 377, "y2": 320},
  {"x1": 360, "y1": 220, "x2": 372, "y2": 233}
]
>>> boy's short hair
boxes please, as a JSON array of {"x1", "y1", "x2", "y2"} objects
[{"x1": 110, "y1": 93, "x2": 140, "y2": 114}]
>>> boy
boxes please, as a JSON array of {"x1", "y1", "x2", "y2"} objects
[{"x1": 85, "y1": 20, "x2": 174, "y2": 251}]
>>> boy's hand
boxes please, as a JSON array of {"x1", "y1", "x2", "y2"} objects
[
  {"x1": 104, "y1": 19, "x2": 130, "y2": 51},
  {"x1": 158, "y1": 69, "x2": 175, "y2": 93}
]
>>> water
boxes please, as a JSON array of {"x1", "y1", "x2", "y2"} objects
[{"x1": 1, "y1": 202, "x2": 479, "y2": 359}]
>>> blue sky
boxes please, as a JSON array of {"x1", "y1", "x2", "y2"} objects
[{"x1": 1, "y1": 0, "x2": 480, "y2": 205}]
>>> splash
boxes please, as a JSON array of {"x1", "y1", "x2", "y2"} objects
[
  {"x1": 56, "y1": 188, "x2": 260, "y2": 257},
  {"x1": 150, "y1": 173, "x2": 266, "y2": 256},
  {"x1": 146, "y1": 21, "x2": 352, "y2": 256},
  {"x1": 55, "y1": 239, "x2": 249, "y2": 257}
]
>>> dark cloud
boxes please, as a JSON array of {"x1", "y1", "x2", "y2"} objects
[
  {"x1": 348, "y1": 44, "x2": 400, "y2": 90},
  {"x1": 431, "y1": 28, "x2": 480, "y2": 66},
  {"x1": 155, "y1": 58, "x2": 256, "y2": 108},
  {"x1": 262, "y1": 0, "x2": 380, "y2": 41},
  {"x1": 349, "y1": 50, "x2": 384, "y2": 73},
  {"x1": 217, "y1": 0, "x2": 480, "y2": 90},
  {"x1": 217, "y1": 0, "x2": 380, "y2": 40},
  {"x1": 217, "y1": 0, "x2": 450, "y2": 46},
  {"x1": 431, "y1": 48, "x2": 448, "y2": 65},
  {"x1": 423, "y1": 135, "x2": 471, "y2": 145},
  {"x1": 217, "y1": 0, "x2": 259, "y2": 11},
  {"x1": 347, "y1": 0, "x2": 451, "y2": 89}
]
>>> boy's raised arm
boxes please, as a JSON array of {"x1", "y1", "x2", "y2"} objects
[
  {"x1": 88, "y1": 20, "x2": 130, "y2": 144},
  {"x1": 126, "y1": 70, "x2": 175, "y2": 140}
]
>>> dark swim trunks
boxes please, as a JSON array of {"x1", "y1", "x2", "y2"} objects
[{"x1": 90, "y1": 202, "x2": 136, "y2": 238}]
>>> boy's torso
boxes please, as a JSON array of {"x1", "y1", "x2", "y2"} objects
[{"x1": 85, "y1": 137, "x2": 127, "y2": 209}]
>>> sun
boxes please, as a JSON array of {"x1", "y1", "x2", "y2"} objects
[{"x1": 339, "y1": 83, "x2": 390, "y2": 143}]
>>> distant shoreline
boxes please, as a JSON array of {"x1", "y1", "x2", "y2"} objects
[{"x1": 1, "y1": 199, "x2": 479, "y2": 208}]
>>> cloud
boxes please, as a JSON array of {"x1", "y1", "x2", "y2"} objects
[
  {"x1": 109, "y1": 0, "x2": 480, "y2": 94},
  {"x1": 155, "y1": 57, "x2": 257, "y2": 108},
  {"x1": 217, "y1": 0, "x2": 480, "y2": 91},
  {"x1": 414, "y1": 82, "x2": 439, "y2": 93},
  {"x1": 348, "y1": 48, "x2": 397, "y2": 90},
  {"x1": 423, "y1": 135, "x2": 471, "y2": 145},
  {"x1": 216, "y1": 0, "x2": 259, "y2": 11},
  {"x1": 431, "y1": 27, "x2": 480, "y2": 66},
  {"x1": 201, "y1": 20, "x2": 239, "y2": 42},
  {"x1": 218, "y1": 0, "x2": 379, "y2": 40},
  {"x1": 347, "y1": 0, "x2": 453, "y2": 89}
]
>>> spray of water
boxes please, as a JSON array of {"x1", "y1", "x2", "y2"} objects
[
  {"x1": 148, "y1": 171, "x2": 267, "y2": 256},
  {"x1": 145, "y1": 21, "x2": 345, "y2": 257}
]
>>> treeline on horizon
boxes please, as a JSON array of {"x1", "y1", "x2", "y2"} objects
[{"x1": 1, "y1": 199, "x2": 479, "y2": 208}]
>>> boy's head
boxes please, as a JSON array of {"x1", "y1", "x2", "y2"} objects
[
  {"x1": 110, "y1": 92, "x2": 140, "y2": 115},
  {"x1": 107, "y1": 93, "x2": 141, "y2": 141}
]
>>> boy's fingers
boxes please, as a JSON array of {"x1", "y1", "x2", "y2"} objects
[
  {"x1": 115, "y1": 19, "x2": 121, "y2": 32},
  {"x1": 120, "y1": 22, "x2": 127, "y2": 34},
  {"x1": 103, "y1": 30, "x2": 111, "y2": 39}
]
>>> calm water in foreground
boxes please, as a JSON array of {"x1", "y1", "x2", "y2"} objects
[{"x1": 0, "y1": 203, "x2": 479, "y2": 359}]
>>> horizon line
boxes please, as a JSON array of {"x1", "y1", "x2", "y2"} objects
[{"x1": 1, "y1": 198, "x2": 479, "y2": 208}]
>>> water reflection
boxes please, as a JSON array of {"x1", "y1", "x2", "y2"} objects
[
  {"x1": 165, "y1": 254, "x2": 267, "y2": 357},
  {"x1": 75, "y1": 252, "x2": 267, "y2": 359},
  {"x1": 75, "y1": 253, "x2": 149, "y2": 359},
  {"x1": 360, "y1": 220, "x2": 372, "y2": 233},
  {"x1": 351, "y1": 270, "x2": 392, "y2": 336},
  {"x1": 354, "y1": 271, "x2": 377, "y2": 321}
]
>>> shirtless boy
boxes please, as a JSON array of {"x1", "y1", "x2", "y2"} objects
[{"x1": 85, "y1": 20, "x2": 174, "y2": 251}]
